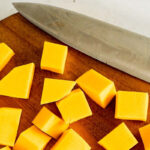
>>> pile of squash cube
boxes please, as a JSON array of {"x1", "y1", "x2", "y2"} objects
[{"x1": 0, "y1": 41, "x2": 149, "y2": 150}]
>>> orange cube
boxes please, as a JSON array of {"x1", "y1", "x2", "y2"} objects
[
  {"x1": 76, "y1": 69, "x2": 116, "y2": 108},
  {"x1": 139, "y1": 124, "x2": 150, "y2": 150},
  {"x1": 98, "y1": 123, "x2": 138, "y2": 150},
  {"x1": 13, "y1": 126, "x2": 51, "y2": 150},
  {"x1": 33, "y1": 107, "x2": 69, "y2": 139},
  {"x1": 41, "y1": 41, "x2": 68, "y2": 74},
  {"x1": 56, "y1": 89, "x2": 92, "y2": 124},
  {"x1": 115, "y1": 91, "x2": 149, "y2": 121},
  {"x1": 51, "y1": 129, "x2": 91, "y2": 150}
]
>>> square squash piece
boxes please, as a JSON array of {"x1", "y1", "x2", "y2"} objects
[
  {"x1": 51, "y1": 129, "x2": 91, "y2": 150},
  {"x1": 41, "y1": 41, "x2": 68, "y2": 74},
  {"x1": 98, "y1": 123, "x2": 138, "y2": 150},
  {"x1": 13, "y1": 126, "x2": 51, "y2": 150},
  {"x1": 32, "y1": 107, "x2": 69, "y2": 139},
  {"x1": 76, "y1": 69, "x2": 116, "y2": 108},
  {"x1": 115, "y1": 91, "x2": 149, "y2": 121},
  {"x1": 139, "y1": 124, "x2": 150, "y2": 150},
  {"x1": 56, "y1": 89, "x2": 92, "y2": 124}
]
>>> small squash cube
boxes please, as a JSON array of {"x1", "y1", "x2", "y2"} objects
[
  {"x1": 32, "y1": 107, "x2": 69, "y2": 139},
  {"x1": 13, "y1": 126, "x2": 51, "y2": 150},
  {"x1": 139, "y1": 124, "x2": 150, "y2": 150},
  {"x1": 41, "y1": 41, "x2": 68, "y2": 74},
  {"x1": 56, "y1": 89, "x2": 92, "y2": 124},
  {"x1": 98, "y1": 123, "x2": 138, "y2": 150},
  {"x1": 76, "y1": 69, "x2": 116, "y2": 108},
  {"x1": 51, "y1": 129, "x2": 91, "y2": 150},
  {"x1": 115, "y1": 91, "x2": 149, "y2": 121}
]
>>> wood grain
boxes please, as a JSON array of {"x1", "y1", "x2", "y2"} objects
[{"x1": 0, "y1": 13, "x2": 149, "y2": 150}]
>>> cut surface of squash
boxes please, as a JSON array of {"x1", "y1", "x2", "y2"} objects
[
  {"x1": 56, "y1": 89, "x2": 92, "y2": 124},
  {"x1": 115, "y1": 91, "x2": 149, "y2": 121},
  {"x1": 33, "y1": 107, "x2": 69, "y2": 139},
  {"x1": 139, "y1": 124, "x2": 150, "y2": 150},
  {"x1": 0, "y1": 63, "x2": 35, "y2": 99},
  {"x1": 41, "y1": 41, "x2": 68, "y2": 74},
  {"x1": 13, "y1": 125, "x2": 51, "y2": 150},
  {"x1": 41, "y1": 78, "x2": 76, "y2": 104},
  {"x1": 51, "y1": 129, "x2": 91, "y2": 150},
  {"x1": 0, "y1": 43, "x2": 15, "y2": 71},
  {"x1": 98, "y1": 122, "x2": 138, "y2": 150},
  {"x1": 0, "y1": 107, "x2": 22, "y2": 146},
  {"x1": 76, "y1": 69, "x2": 116, "y2": 108}
]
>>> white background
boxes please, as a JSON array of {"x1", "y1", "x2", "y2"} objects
[{"x1": 0, "y1": 0, "x2": 150, "y2": 38}]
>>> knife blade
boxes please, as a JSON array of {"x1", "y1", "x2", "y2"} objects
[{"x1": 13, "y1": 2, "x2": 150, "y2": 82}]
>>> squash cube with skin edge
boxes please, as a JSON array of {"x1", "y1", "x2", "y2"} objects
[
  {"x1": 41, "y1": 41, "x2": 68, "y2": 74},
  {"x1": 51, "y1": 129, "x2": 91, "y2": 150},
  {"x1": 0, "y1": 43, "x2": 15, "y2": 72},
  {"x1": 56, "y1": 88, "x2": 92, "y2": 124},
  {"x1": 98, "y1": 122, "x2": 138, "y2": 150},
  {"x1": 41, "y1": 78, "x2": 76, "y2": 104},
  {"x1": 0, "y1": 107, "x2": 22, "y2": 147},
  {"x1": 115, "y1": 91, "x2": 149, "y2": 121},
  {"x1": 13, "y1": 125, "x2": 51, "y2": 150},
  {"x1": 0, "y1": 147, "x2": 11, "y2": 150},
  {"x1": 0, "y1": 63, "x2": 35, "y2": 99},
  {"x1": 76, "y1": 69, "x2": 116, "y2": 108},
  {"x1": 32, "y1": 107, "x2": 69, "y2": 139},
  {"x1": 139, "y1": 124, "x2": 150, "y2": 150}
]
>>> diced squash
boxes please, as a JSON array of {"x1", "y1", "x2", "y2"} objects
[
  {"x1": 0, "y1": 147, "x2": 11, "y2": 150},
  {"x1": 13, "y1": 125, "x2": 51, "y2": 150},
  {"x1": 139, "y1": 124, "x2": 150, "y2": 150},
  {"x1": 0, "y1": 43, "x2": 15, "y2": 71},
  {"x1": 51, "y1": 129, "x2": 91, "y2": 150},
  {"x1": 32, "y1": 107, "x2": 69, "y2": 139},
  {"x1": 41, "y1": 78, "x2": 76, "y2": 104},
  {"x1": 76, "y1": 69, "x2": 116, "y2": 108},
  {"x1": 56, "y1": 89, "x2": 92, "y2": 124},
  {"x1": 98, "y1": 123, "x2": 138, "y2": 150},
  {"x1": 41, "y1": 41, "x2": 68, "y2": 74},
  {"x1": 0, "y1": 107, "x2": 22, "y2": 146},
  {"x1": 0, "y1": 63, "x2": 35, "y2": 99},
  {"x1": 115, "y1": 91, "x2": 149, "y2": 121}
]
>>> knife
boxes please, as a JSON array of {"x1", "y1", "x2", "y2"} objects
[{"x1": 13, "y1": 2, "x2": 150, "y2": 82}]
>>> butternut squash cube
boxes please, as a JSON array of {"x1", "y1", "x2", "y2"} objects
[
  {"x1": 76, "y1": 69, "x2": 116, "y2": 108},
  {"x1": 32, "y1": 107, "x2": 69, "y2": 139},
  {"x1": 98, "y1": 123, "x2": 138, "y2": 150},
  {"x1": 115, "y1": 91, "x2": 149, "y2": 121},
  {"x1": 41, "y1": 41, "x2": 68, "y2": 74},
  {"x1": 0, "y1": 107, "x2": 22, "y2": 146},
  {"x1": 0, "y1": 43, "x2": 14, "y2": 71},
  {"x1": 0, "y1": 63, "x2": 35, "y2": 99},
  {"x1": 41, "y1": 78, "x2": 76, "y2": 104},
  {"x1": 13, "y1": 126, "x2": 51, "y2": 150},
  {"x1": 0, "y1": 147, "x2": 11, "y2": 150},
  {"x1": 56, "y1": 89, "x2": 92, "y2": 124},
  {"x1": 51, "y1": 129, "x2": 91, "y2": 150},
  {"x1": 139, "y1": 124, "x2": 150, "y2": 150}
]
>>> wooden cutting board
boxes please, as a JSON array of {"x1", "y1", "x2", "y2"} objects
[{"x1": 0, "y1": 13, "x2": 149, "y2": 150}]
